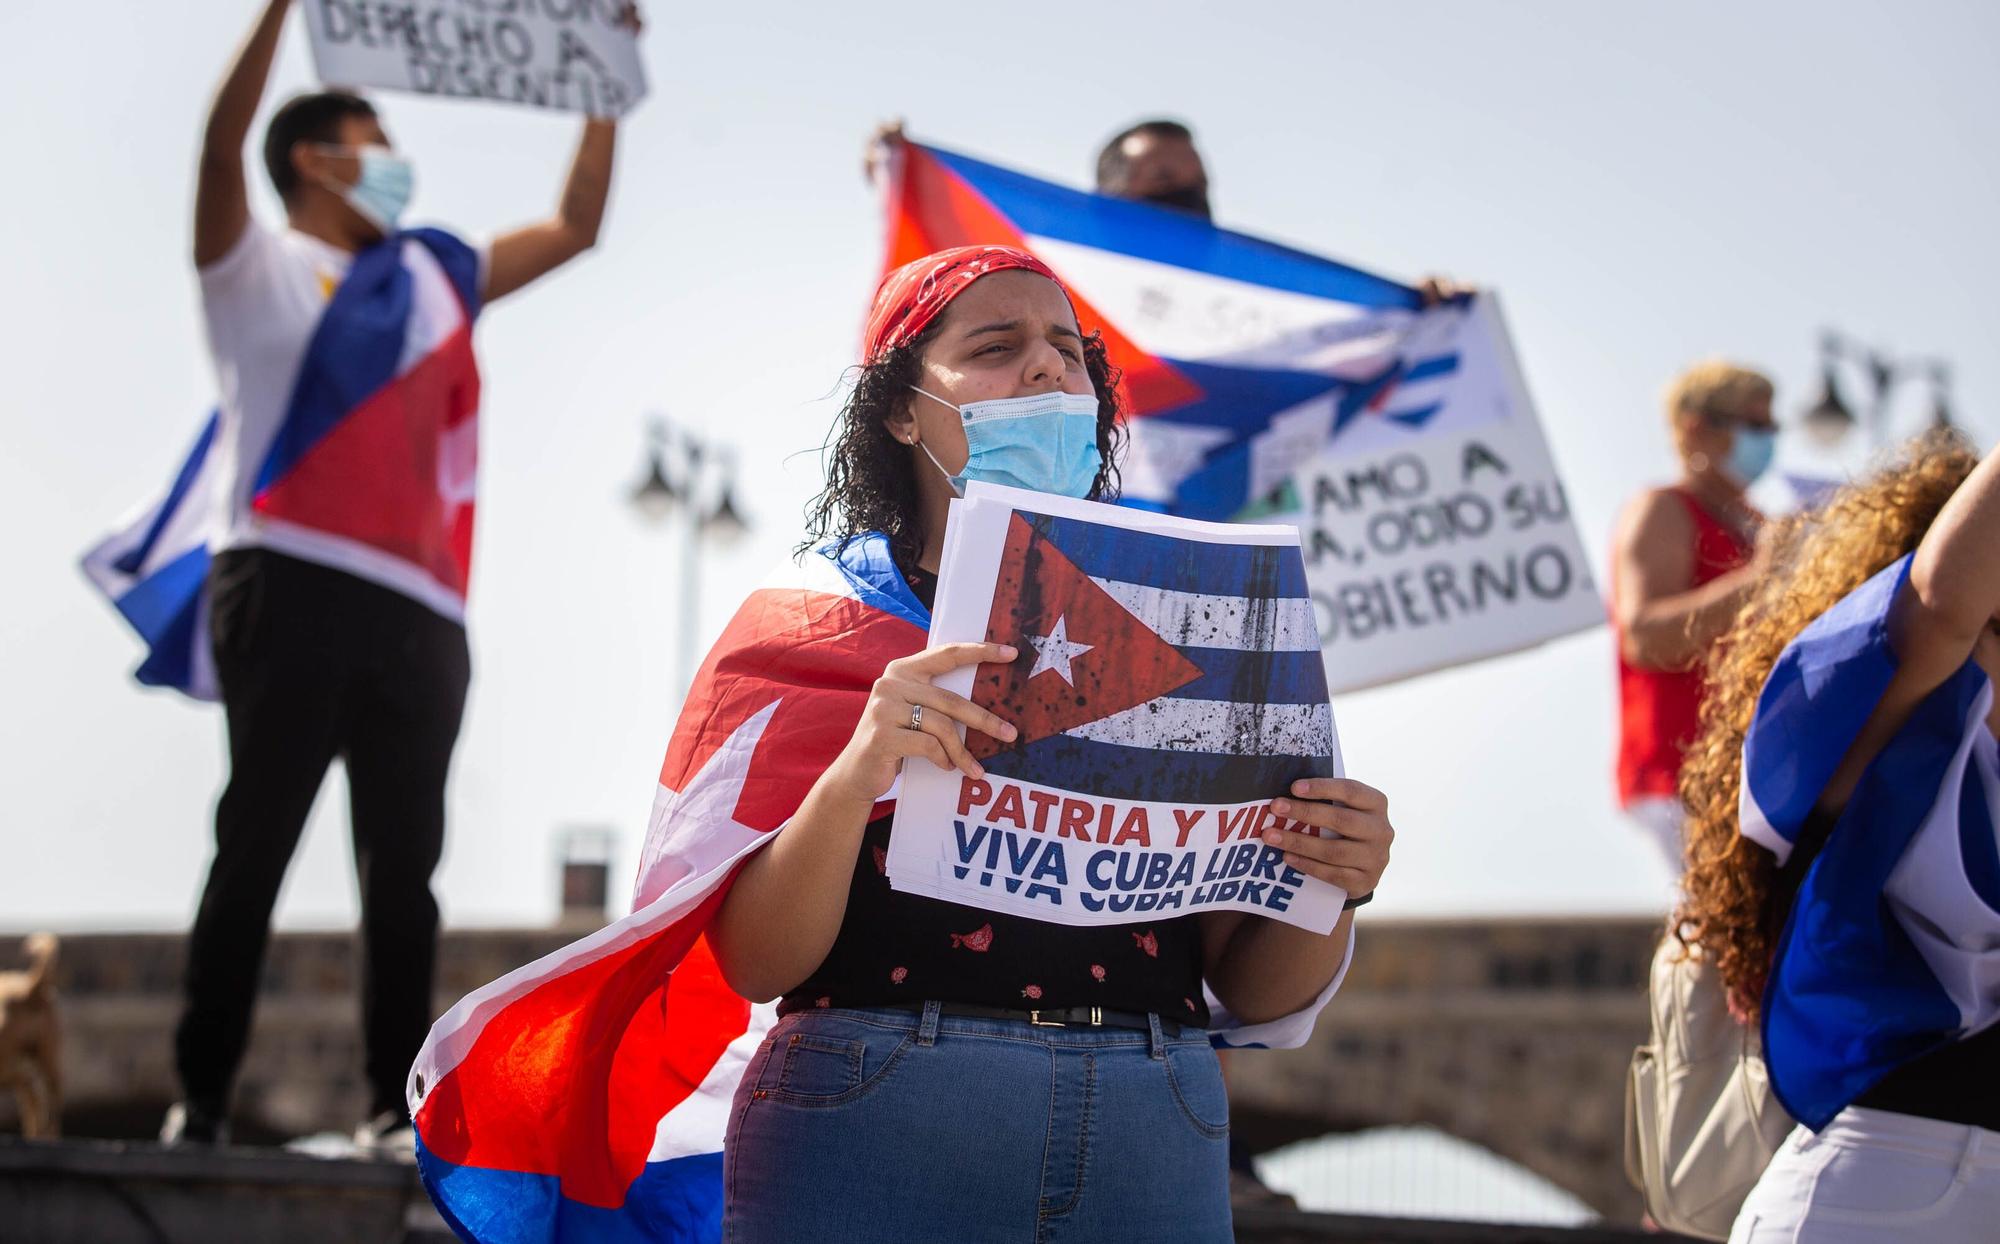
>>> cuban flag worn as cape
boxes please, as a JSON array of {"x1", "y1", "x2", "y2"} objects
[
  {"x1": 1739, "y1": 554, "x2": 2000, "y2": 1129},
  {"x1": 409, "y1": 537, "x2": 924, "y2": 1242},
  {"x1": 880, "y1": 140, "x2": 1464, "y2": 520},
  {"x1": 81, "y1": 228, "x2": 482, "y2": 699}
]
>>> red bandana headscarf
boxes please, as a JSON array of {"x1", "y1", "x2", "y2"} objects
[{"x1": 862, "y1": 245, "x2": 1074, "y2": 364}]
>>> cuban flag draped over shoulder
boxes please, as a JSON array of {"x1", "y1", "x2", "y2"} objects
[
  {"x1": 879, "y1": 139, "x2": 1461, "y2": 520},
  {"x1": 1739, "y1": 553, "x2": 2000, "y2": 1129},
  {"x1": 409, "y1": 536, "x2": 928, "y2": 1243},
  {"x1": 81, "y1": 412, "x2": 227, "y2": 698},
  {"x1": 81, "y1": 227, "x2": 482, "y2": 698}
]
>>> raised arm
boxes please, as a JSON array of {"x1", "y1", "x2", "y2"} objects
[
  {"x1": 1894, "y1": 444, "x2": 2000, "y2": 685},
  {"x1": 482, "y1": 118, "x2": 617, "y2": 303},
  {"x1": 1815, "y1": 443, "x2": 2000, "y2": 814},
  {"x1": 195, "y1": 0, "x2": 292, "y2": 268},
  {"x1": 1612, "y1": 489, "x2": 1763, "y2": 670}
]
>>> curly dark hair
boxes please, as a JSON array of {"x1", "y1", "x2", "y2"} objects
[{"x1": 801, "y1": 323, "x2": 1126, "y2": 573}]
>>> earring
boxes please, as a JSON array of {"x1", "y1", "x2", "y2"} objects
[{"x1": 1689, "y1": 451, "x2": 1710, "y2": 473}]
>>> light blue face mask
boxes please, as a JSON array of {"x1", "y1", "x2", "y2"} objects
[
  {"x1": 908, "y1": 385, "x2": 1103, "y2": 498},
  {"x1": 318, "y1": 144, "x2": 415, "y2": 234},
  {"x1": 1724, "y1": 425, "x2": 1777, "y2": 486}
]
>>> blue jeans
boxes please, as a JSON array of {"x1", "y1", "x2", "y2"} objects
[{"x1": 723, "y1": 1003, "x2": 1232, "y2": 1243}]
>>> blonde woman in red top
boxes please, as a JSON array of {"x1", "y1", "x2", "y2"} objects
[{"x1": 1611, "y1": 361, "x2": 1776, "y2": 870}]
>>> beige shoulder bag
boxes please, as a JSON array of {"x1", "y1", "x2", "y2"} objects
[{"x1": 1624, "y1": 935, "x2": 1796, "y2": 1240}]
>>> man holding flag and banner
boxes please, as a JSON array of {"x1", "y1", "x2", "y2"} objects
[{"x1": 118, "y1": 0, "x2": 636, "y2": 1150}]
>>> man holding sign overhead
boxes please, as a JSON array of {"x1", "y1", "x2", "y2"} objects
[{"x1": 158, "y1": 0, "x2": 636, "y2": 1151}]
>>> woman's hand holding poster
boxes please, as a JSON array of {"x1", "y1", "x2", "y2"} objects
[{"x1": 887, "y1": 482, "x2": 1349, "y2": 934}]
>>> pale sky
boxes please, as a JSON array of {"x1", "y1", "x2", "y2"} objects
[{"x1": 5, "y1": 1, "x2": 1996, "y2": 932}]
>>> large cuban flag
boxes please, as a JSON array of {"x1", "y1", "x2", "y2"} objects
[
  {"x1": 410, "y1": 536, "x2": 926, "y2": 1243},
  {"x1": 966, "y1": 507, "x2": 1337, "y2": 807},
  {"x1": 880, "y1": 139, "x2": 1467, "y2": 520},
  {"x1": 81, "y1": 412, "x2": 227, "y2": 698},
  {"x1": 81, "y1": 227, "x2": 482, "y2": 698},
  {"x1": 1739, "y1": 553, "x2": 2000, "y2": 1129}
]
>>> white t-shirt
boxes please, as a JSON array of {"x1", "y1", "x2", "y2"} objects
[{"x1": 195, "y1": 221, "x2": 485, "y2": 612}]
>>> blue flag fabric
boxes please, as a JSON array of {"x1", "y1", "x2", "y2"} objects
[{"x1": 1740, "y1": 554, "x2": 2000, "y2": 1128}]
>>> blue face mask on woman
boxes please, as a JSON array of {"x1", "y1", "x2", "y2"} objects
[
  {"x1": 1724, "y1": 425, "x2": 1778, "y2": 487},
  {"x1": 908, "y1": 385, "x2": 1103, "y2": 498}
]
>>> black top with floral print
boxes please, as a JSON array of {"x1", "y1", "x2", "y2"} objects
[
  {"x1": 778, "y1": 811, "x2": 1210, "y2": 1023},
  {"x1": 778, "y1": 567, "x2": 1210, "y2": 1024}
]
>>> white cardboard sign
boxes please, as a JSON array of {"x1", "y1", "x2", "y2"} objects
[
  {"x1": 302, "y1": 1, "x2": 646, "y2": 117},
  {"x1": 1247, "y1": 296, "x2": 1603, "y2": 693}
]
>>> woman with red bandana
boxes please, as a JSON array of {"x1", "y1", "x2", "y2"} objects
[{"x1": 709, "y1": 247, "x2": 1395, "y2": 1240}]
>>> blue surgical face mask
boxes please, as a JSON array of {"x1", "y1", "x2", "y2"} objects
[
  {"x1": 1723, "y1": 425, "x2": 1777, "y2": 487},
  {"x1": 318, "y1": 144, "x2": 414, "y2": 234},
  {"x1": 908, "y1": 385, "x2": 1103, "y2": 498}
]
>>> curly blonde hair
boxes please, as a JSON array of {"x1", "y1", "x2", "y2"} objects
[{"x1": 1674, "y1": 429, "x2": 1979, "y2": 1017}]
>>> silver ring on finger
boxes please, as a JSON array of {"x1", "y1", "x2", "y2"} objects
[{"x1": 908, "y1": 703, "x2": 924, "y2": 731}]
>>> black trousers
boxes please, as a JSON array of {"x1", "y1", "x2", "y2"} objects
[{"x1": 175, "y1": 549, "x2": 470, "y2": 1120}]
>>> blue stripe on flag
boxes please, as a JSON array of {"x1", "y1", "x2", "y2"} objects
[
  {"x1": 115, "y1": 545, "x2": 209, "y2": 645},
  {"x1": 1387, "y1": 403, "x2": 1443, "y2": 428},
  {"x1": 1174, "y1": 648, "x2": 1330, "y2": 705},
  {"x1": 1742, "y1": 556, "x2": 1911, "y2": 854},
  {"x1": 417, "y1": 1141, "x2": 723, "y2": 1244},
  {"x1": 114, "y1": 412, "x2": 217, "y2": 576},
  {"x1": 1167, "y1": 439, "x2": 1261, "y2": 522},
  {"x1": 120, "y1": 546, "x2": 211, "y2": 692},
  {"x1": 255, "y1": 241, "x2": 411, "y2": 491},
  {"x1": 824, "y1": 534, "x2": 931, "y2": 633},
  {"x1": 928, "y1": 147, "x2": 1421, "y2": 310},
  {"x1": 1031, "y1": 514, "x2": 1309, "y2": 598},
  {"x1": 1134, "y1": 358, "x2": 1343, "y2": 432},
  {"x1": 1401, "y1": 355, "x2": 1460, "y2": 383},
  {"x1": 985, "y1": 730, "x2": 1331, "y2": 805}
]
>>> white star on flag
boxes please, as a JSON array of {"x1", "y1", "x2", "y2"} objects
[{"x1": 1027, "y1": 615, "x2": 1093, "y2": 686}]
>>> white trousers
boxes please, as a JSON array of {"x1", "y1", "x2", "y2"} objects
[{"x1": 1730, "y1": 1107, "x2": 2000, "y2": 1242}]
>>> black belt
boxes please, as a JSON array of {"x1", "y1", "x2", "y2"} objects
[{"x1": 880, "y1": 1000, "x2": 1182, "y2": 1038}]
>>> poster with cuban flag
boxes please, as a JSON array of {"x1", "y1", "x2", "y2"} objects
[
  {"x1": 887, "y1": 482, "x2": 1349, "y2": 934},
  {"x1": 881, "y1": 139, "x2": 1602, "y2": 692}
]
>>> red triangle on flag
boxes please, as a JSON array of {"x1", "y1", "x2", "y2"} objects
[{"x1": 967, "y1": 513, "x2": 1204, "y2": 759}]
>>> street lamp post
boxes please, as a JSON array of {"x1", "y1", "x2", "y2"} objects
[
  {"x1": 630, "y1": 417, "x2": 751, "y2": 701},
  {"x1": 1801, "y1": 329, "x2": 1955, "y2": 450}
]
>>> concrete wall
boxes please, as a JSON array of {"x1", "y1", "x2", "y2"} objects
[
  {"x1": 7, "y1": 929, "x2": 574, "y2": 1141},
  {"x1": 2, "y1": 915, "x2": 1662, "y2": 1217}
]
